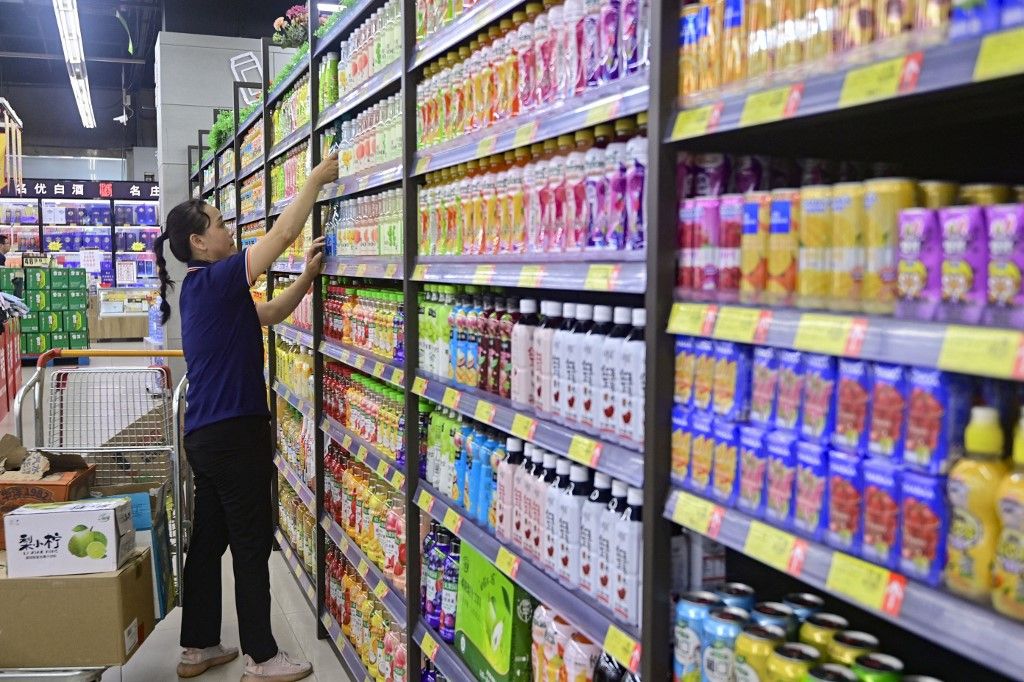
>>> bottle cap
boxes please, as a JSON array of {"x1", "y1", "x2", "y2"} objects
[
  {"x1": 966, "y1": 406, "x2": 1004, "y2": 456},
  {"x1": 594, "y1": 123, "x2": 613, "y2": 139},
  {"x1": 520, "y1": 299, "x2": 538, "y2": 314},
  {"x1": 632, "y1": 308, "x2": 647, "y2": 327},
  {"x1": 627, "y1": 486, "x2": 643, "y2": 505},
  {"x1": 614, "y1": 306, "x2": 632, "y2": 324},
  {"x1": 594, "y1": 305, "x2": 612, "y2": 323},
  {"x1": 325, "y1": 52, "x2": 339, "y2": 60},
  {"x1": 542, "y1": 452, "x2": 557, "y2": 468},
  {"x1": 531, "y1": 445, "x2": 544, "y2": 463},
  {"x1": 570, "y1": 464, "x2": 589, "y2": 483},
  {"x1": 576, "y1": 303, "x2": 593, "y2": 320},
  {"x1": 611, "y1": 480, "x2": 627, "y2": 497},
  {"x1": 507, "y1": 437, "x2": 523, "y2": 452},
  {"x1": 574, "y1": 129, "x2": 594, "y2": 145},
  {"x1": 556, "y1": 458, "x2": 571, "y2": 475},
  {"x1": 562, "y1": 302, "x2": 577, "y2": 317},
  {"x1": 637, "y1": 111, "x2": 648, "y2": 126},
  {"x1": 593, "y1": 472, "x2": 612, "y2": 489}
]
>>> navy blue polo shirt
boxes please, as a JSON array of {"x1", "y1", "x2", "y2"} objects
[{"x1": 180, "y1": 249, "x2": 269, "y2": 434}]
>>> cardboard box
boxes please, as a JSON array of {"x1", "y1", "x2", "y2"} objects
[
  {"x1": 38, "y1": 310, "x2": 63, "y2": 332},
  {"x1": 49, "y1": 289, "x2": 69, "y2": 311},
  {"x1": 5, "y1": 497, "x2": 135, "y2": 578},
  {"x1": 49, "y1": 332, "x2": 70, "y2": 349},
  {"x1": 68, "y1": 289, "x2": 89, "y2": 309},
  {"x1": 0, "y1": 464, "x2": 95, "y2": 548},
  {"x1": 0, "y1": 267, "x2": 20, "y2": 292},
  {"x1": 49, "y1": 267, "x2": 70, "y2": 289},
  {"x1": 20, "y1": 333, "x2": 49, "y2": 355},
  {"x1": 19, "y1": 314, "x2": 41, "y2": 333},
  {"x1": 26, "y1": 290, "x2": 48, "y2": 311},
  {"x1": 68, "y1": 330, "x2": 89, "y2": 349},
  {"x1": 67, "y1": 267, "x2": 88, "y2": 289},
  {"x1": 23, "y1": 267, "x2": 48, "y2": 290},
  {"x1": 64, "y1": 309, "x2": 88, "y2": 331},
  {"x1": 0, "y1": 548, "x2": 155, "y2": 667}
]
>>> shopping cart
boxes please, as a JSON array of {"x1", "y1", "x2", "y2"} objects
[{"x1": 5, "y1": 348, "x2": 189, "y2": 682}]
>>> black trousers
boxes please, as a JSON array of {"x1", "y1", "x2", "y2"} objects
[{"x1": 180, "y1": 415, "x2": 278, "y2": 663}]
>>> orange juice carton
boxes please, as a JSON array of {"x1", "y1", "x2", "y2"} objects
[
  {"x1": 712, "y1": 340, "x2": 753, "y2": 421},
  {"x1": 738, "y1": 425, "x2": 770, "y2": 517},
  {"x1": 712, "y1": 419, "x2": 741, "y2": 505}
]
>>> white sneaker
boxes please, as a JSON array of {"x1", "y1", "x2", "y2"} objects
[
  {"x1": 240, "y1": 650, "x2": 313, "y2": 682},
  {"x1": 177, "y1": 644, "x2": 239, "y2": 678}
]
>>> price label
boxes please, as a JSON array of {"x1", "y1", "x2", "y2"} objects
[
  {"x1": 584, "y1": 263, "x2": 621, "y2": 291},
  {"x1": 412, "y1": 376, "x2": 428, "y2": 395},
  {"x1": 839, "y1": 52, "x2": 923, "y2": 108},
  {"x1": 472, "y1": 264, "x2": 496, "y2": 284},
  {"x1": 373, "y1": 581, "x2": 389, "y2": 599},
  {"x1": 393, "y1": 369, "x2": 405, "y2": 385},
  {"x1": 474, "y1": 400, "x2": 497, "y2": 423},
  {"x1": 476, "y1": 135, "x2": 498, "y2": 156},
  {"x1": 513, "y1": 120, "x2": 539, "y2": 146},
  {"x1": 354, "y1": 354, "x2": 366, "y2": 369},
  {"x1": 292, "y1": 563, "x2": 302, "y2": 578},
  {"x1": 415, "y1": 155, "x2": 431, "y2": 174},
  {"x1": 357, "y1": 176, "x2": 370, "y2": 191},
  {"x1": 321, "y1": 613, "x2": 332, "y2": 630},
  {"x1": 342, "y1": 434, "x2": 353, "y2": 450},
  {"x1": 974, "y1": 27, "x2": 1024, "y2": 81},
  {"x1": 511, "y1": 414, "x2": 537, "y2": 440},
  {"x1": 826, "y1": 552, "x2": 907, "y2": 616},
  {"x1": 355, "y1": 446, "x2": 368, "y2": 462},
  {"x1": 417, "y1": 488, "x2": 434, "y2": 511},
  {"x1": 306, "y1": 584, "x2": 315, "y2": 600},
  {"x1": 442, "y1": 387, "x2": 461, "y2": 409},
  {"x1": 357, "y1": 559, "x2": 370, "y2": 577},
  {"x1": 420, "y1": 631, "x2": 440, "y2": 661},
  {"x1": 739, "y1": 83, "x2": 804, "y2": 127},
  {"x1": 603, "y1": 625, "x2": 642, "y2": 673},
  {"x1": 376, "y1": 459, "x2": 390, "y2": 478},
  {"x1": 584, "y1": 98, "x2": 622, "y2": 126},
  {"x1": 938, "y1": 325, "x2": 1024, "y2": 380},
  {"x1": 443, "y1": 507, "x2": 463, "y2": 534},
  {"x1": 372, "y1": 362, "x2": 385, "y2": 378},
  {"x1": 671, "y1": 102, "x2": 723, "y2": 140},
  {"x1": 518, "y1": 264, "x2": 545, "y2": 288},
  {"x1": 744, "y1": 521, "x2": 806, "y2": 576},
  {"x1": 567, "y1": 434, "x2": 602, "y2": 468},
  {"x1": 714, "y1": 307, "x2": 771, "y2": 343},
  {"x1": 793, "y1": 314, "x2": 868, "y2": 357},
  {"x1": 412, "y1": 264, "x2": 428, "y2": 280},
  {"x1": 384, "y1": 262, "x2": 399, "y2": 278},
  {"x1": 495, "y1": 547, "x2": 521, "y2": 578},
  {"x1": 671, "y1": 491, "x2": 724, "y2": 538},
  {"x1": 667, "y1": 303, "x2": 717, "y2": 336},
  {"x1": 391, "y1": 471, "x2": 406, "y2": 490}
]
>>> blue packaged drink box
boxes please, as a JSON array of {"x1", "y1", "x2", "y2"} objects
[
  {"x1": 826, "y1": 450, "x2": 863, "y2": 554},
  {"x1": 800, "y1": 354, "x2": 838, "y2": 444},
  {"x1": 711, "y1": 419, "x2": 740, "y2": 506},
  {"x1": 749, "y1": 346, "x2": 779, "y2": 427},
  {"x1": 867, "y1": 363, "x2": 909, "y2": 462},
  {"x1": 712, "y1": 341, "x2": 753, "y2": 422},
  {"x1": 765, "y1": 429, "x2": 799, "y2": 528},
  {"x1": 689, "y1": 410, "x2": 716, "y2": 495},
  {"x1": 794, "y1": 441, "x2": 829, "y2": 541},
  {"x1": 672, "y1": 405, "x2": 692, "y2": 486},
  {"x1": 738, "y1": 425, "x2": 769, "y2": 518},
  {"x1": 832, "y1": 359, "x2": 873, "y2": 454}
]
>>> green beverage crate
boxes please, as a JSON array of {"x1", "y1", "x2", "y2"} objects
[
  {"x1": 66, "y1": 268, "x2": 88, "y2": 289},
  {"x1": 26, "y1": 290, "x2": 48, "y2": 312},
  {"x1": 63, "y1": 310, "x2": 88, "y2": 332},
  {"x1": 0, "y1": 268, "x2": 20, "y2": 292},
  {"x1": 19, "y1": 315, "x2": 41, "y2": 334},
  {"x1": 67, "y1": 289, "x2": 88, "y2": 310},
  {"x1": 67, "y1": 330, "x2": 89, "y2": 349},
  {"x1": 49, "y1": 332, "x2": 70, "y2": 349},
  {"x1": 49, "y1": 289, "x2": 69, "y2": 311},
  {"x1": 24, "y1": 268, "x2": 49, "y2": 290},
  {"x1": 21, "y1": 333, "x2": 49, "y2": 355},
  {"x1": 38, "y1": 311, "x2": 63, "y2": 333},
  {"x1": 49, "y1": 268, "x2": 69, "y2": 289}
]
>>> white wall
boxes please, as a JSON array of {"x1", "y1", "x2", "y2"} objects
[{"x1": 22, "y1": 155, "x2": 126, "y2": 180}]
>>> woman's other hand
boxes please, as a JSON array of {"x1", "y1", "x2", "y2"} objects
[
  {"x1": 311, "y1": 152, "x2": 339, "y2": 187},
  {"x1": 303, "y1": 236, "x2": 326, "y2": 278}
]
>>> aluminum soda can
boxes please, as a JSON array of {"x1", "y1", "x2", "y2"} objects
[
  {"x1": 767, "y1": 642, "x2": 822, "y2": 681},
  {"x1": 674, "y1": 591, "x2": 723, "y2": 681},
  {"x1": 851, "y1": 652, "x2": 904, "y2": 682},
  {"x1": 702, "y1": 606, "x2": 750, "y2": 682},
  {"x1": 827, "y1": 631, "x2": 879, "y2": 666},
  {"x1": 715, "y1": 582, "x2": 756, "y2": 611},
  {"x1": 799, "y1": 612, "x2": 849, "y2": 652},
  {"x1": 751, "y1": 601, "x2": 798, "y2": 638},
  {"x1": 783, "y1": 592, "x2": 825, "y2": 622},
  {"x1": 734, "y1": 623, "x2": 786, "y2": 681}
]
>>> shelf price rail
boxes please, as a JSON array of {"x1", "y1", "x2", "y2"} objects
[
  {"x1": 274, "y1": 528, "x2": 317, "y2": 612},
  {"x1": 274, "y1": 454, "x2": 316, "y2": 515},
  {"x1": 321, "y1": 414, "x2": 407, "y2": 492}
]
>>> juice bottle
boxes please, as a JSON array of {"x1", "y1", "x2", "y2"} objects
[
  {"x1": 585, "y1": 124, "x2": 613, "y2": 248},
  {"x1": 563, "y1": 0, "x2": 584, "y2": 96},
  {"x1": 534, "y1": 6, "x2": 555, "y2": 105},
  {"x1": 598, "y1": 0, "x2": 621, "y2": 82},
  {"x1": 946, "y1": 406, "x2": 1008, "y2": 601},
  {"x1": 534, "y1": 301, "x2": 563, "y2": 416},
  {"x1": 464, "y1": 41, "x2": 480, "y2": 131},
  {"x1": 475, "y1": 34, "x2": 493, "y2": 131},
  {"x1": 993, "y1": 411, "x2": 1024, "y2": 619},
  {"x1": 582, "y1": 0, "x2": 602, "y2": 87},
  {"x1": 548, "y1": 134, "x2": 574, "y2": 251},
  {"x1": 486, "y1": 26, "x2": 502, "y2": 123},
  {"x1": 605, "y1": 118, "x2": 634, "y2": 249},
  {"x1": 507, "y1": 147, "x2": 528, "y2": 253},
  {"x1": 625, "y1": 112, "x2": 647, "y2": 251},
  {"x1": 528, "y1": 142, "x2": 551, "y2": 252},
  {"x1": 517, "y1": 4, "x2": 542, "y2": 111},
  {"x1": 564, "y1": 129, "x2": 591, "y2": 251},
  {"x1": 504, "y1": 15, "x2": 523, "y2": 118}
]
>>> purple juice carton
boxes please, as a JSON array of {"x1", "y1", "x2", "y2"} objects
[
  {"x1": 826, "y1": 450, "x2": 863, "y2": 554},
  {"x1": 671, "y1": 404, "x2": 692, "y2": 485},
  {"x1": 712, "y1": 341, "x2": 752, "y2": 422},
  {"x1": 774, "y1": 350, "x2": 805, "y2": 433},
  {"x1": 738, "y1": 425, "x2": 769, "y2": 518},
  {"x1": 765, "y1": 429, "x2": 799, "y2": 528},
  {"x1": 675, "y1": 336, "x2": 697, "y2": 407},
  {"x1": 862, "y1": 458, "x2": 901, "y2": 569},
  {"x1": 867, "y1": 363, "x2": 909, "y2": 462},
  {"x1": 691, "y1": 153, "x2": 731, "y2": 197},
  {"x1": 904, "y1": 368, "x2": 974, "y2": 475},
  {"x1": 794, "y1": 441, "x2": 829, "y2": 541},
  {"x1": 800, "y1": 354, "x2": 838, "y2": 445},
  {"x1": 732, "y1": 155, "x2": 769, "y2": 193},
  {"x1": 938, "y1": 205, "x2": 988, "y2": 324},
  {"x1": 688, "y1": 409, "x2": 715, "y2": 495},
  {"x1": 750, "y1": 346, "x2": 779, "y2": 427},
  {"x1": 711, "y1": 419, "x2": 740, "y2": 506},
  {"x1": 984, "y1": 203, "x2": 1024, "y2": 329},
  {"x1": 896, "y1": 208, "x2": 942, "y2": 321},
  {"x1": 692, "y1": 339, "x2": 716, "y2": 412},
  {"x1": 899, "y1": 471, "x2": 948, "y2": 586},
  {"x1": 832, "y1": 359, "x2": 873, "y2": 455}
]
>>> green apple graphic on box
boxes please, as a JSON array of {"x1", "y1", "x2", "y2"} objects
[{"x1": 68, "y1": 524, "x2": 108, "y2": 559}]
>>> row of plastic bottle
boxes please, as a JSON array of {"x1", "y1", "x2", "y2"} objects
[
  {"x1": 269, "y1": 143, "x2": 310, "y2": 204},
  {"x1": 240, "y1": 173, "x2": 265, "y2": 216},
  {"x1": 325, "y1": 96, "x2": 402, "y2": 178},
  {"x1": 240, "y1": 121, "x2": 263, "y2": 169},
  {"x1": 318, "y1": 0, "x2": 402, "y2": 112},
  {"x1": 274, "y1": 338, "x2": 314, "y2": 403},
  {"x1": 322, "y1": 189, "x2": 405, "y2": 257},
  {"x1": 276, "y1": 397, "x2": 315, "y2": 487},
  {"x1": 278, "y1": 482, "x2": 316, "y2": 575},
  {"x1": 416, "y1": 0, "x2": 651, "y2": 149},
  {"x1": 418, "y1": 118, "x2": 648, "y2": 255},
  {"x1": 273, "y1": 275, "x2": 313, "y2": 332},
  {"x1": 271, "y1": 74, "x2": 311, "y2": 145},
  {"x1": 324, "y1": 362, "x2": 407, "y2": 465},
  {"x1": 323, "y1": 280, "x2": 406, "y2": 364},
  {"x1": 420, "y1": 404, "x2": 645, "y2": 626}
]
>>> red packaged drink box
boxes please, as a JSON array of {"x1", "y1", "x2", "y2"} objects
[
  {"x1": 800, "y1": 354, "x2": 838, "y2": 445},
  {"x1": 671, "y1": 405, "x2": 692, "y2": 485},
  {"x1": 718, "y1": 194, "x2": 743, "y2": 299},
  {"x1": 712, "y1": 341, "x2": 752, "y2": 422},
  {"x1": 826, "y1": 449, "x2": 863, "y2": 554},
  {"x1": 688, "y1": 410, "x2": 715, "y2": 495},
  {"x1": 938, "y1": 205, "x2": 988, "y2": 324},
  {"x1": 678, "y1": 198, "x2": 697, "y2": 290},
  {"x1": 711, "y1": 419, "x2": 740, "y2": 506},
  {"x1": 765, "y1": 429, "x2": 799, "y2": 528},
  {"x1": 738, "y1": 425, "x2": 769, "y2": 518},
  {"x1": 794, "y1": 441, "x2": 829, "y2": 541},
  {"x1": 832, "y1": 359, "x2": 873, "y2": 454},
  {"x1": 984, "y1": 203, "x2": 1024, "y2": 330},
  {"x1": 773, "y1": 350, "x2": 805, "y2": 433},
  {"x1": 904, "y1": 368, "x2": 974, "y2": 475},
  {"x1": 694, "y1": 197, "x2": 721, "y2": 295},
  {"x1": 692, "y1": 339, "x2": 716, "y2": 411},
  {"x1": 867, "y1": 363, "x2": 909, "y2": 462},
  {"x1": 674, "y1": 336, "x2": 697, "y2": 407},
  {"x1": 899, "y1": 471, "x2": 948, "y2": 586},
  {"x1": 749, "y1": 346, "x2": 779, "y2": 427},
  {"x1": 896, "y1": 208, "x2": 943, "y2": 321},
  {"x1": 862, "y1": 457, "x2": 901, "y2": 569}
]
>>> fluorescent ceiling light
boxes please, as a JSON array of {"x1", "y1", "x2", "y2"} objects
[
  {"x1": 52, "y1": 0, "x2": 96, "y2": 128},
  {"x1": 318, "y1": 3, "x2": 342, "y2": 11}
]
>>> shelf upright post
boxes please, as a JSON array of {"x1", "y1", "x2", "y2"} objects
[
  {"x1": 186, "y1": 145, "x2": 199, "y2": 197},
  {"x1": 197, "y1": 129, "x2": 210, "y2": 195},
  {"x1": 641, "y1": 1, "x2": 681, "y2": 679},
  {"x1": 400, "y1": 0, "x2": 422, "y2": 675}
]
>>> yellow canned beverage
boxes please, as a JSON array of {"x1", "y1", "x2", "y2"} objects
[
  {"x1": 876, "y1": 0, "x2": 914, "y2": 39},
  {"x1": 746, "y1": 0, "x2": 775, "y2": 79},
  {"x1": 959, "y1": 183, "x2": 1012, "y2": 206},
  {"x1": 798, "y1": 184, "x2": 833, "y2": 308},
  {"x1": 774, "y1": 0, "x2": 806, "y2": 70},
  {"x1": 680, "y1": 4, "x2": 702, "y2": 100},
  {"x1": 804, "y1": 0, "x2": 837, "y2": 61},
  {"x1": 700, "y1": 0, "x2": 725, "y2": 92},
  {"x1": 735, "y1": 623, "x2": 786, "y2": 681},
  {"x1": 799, "y1": 612, "x2": 849, "y2": 653},
  {"x1": 767, "y1": 188, "x2": 801, "y2": 306},
  {"x1": 918, "y1": 180, "x2": 959, "y2": 209},
  {"x1": 829, "y1": 182, "x2": 865, "y2": 310},
  {"x1": 741, "y1": 191, "x2": 772, "y2": 303},
  {"x1": 838, "y1": 0, "x2": 874, "y2": 50},
  {"x1": 767, "y1": 642, "x2": 822, "y2": 681},
  {"x1": 827, "y1": 630, "x2": 879, "y2": 666},
  {"x1": 863, "y1": 178, "x2": 917, "y2": 315}
]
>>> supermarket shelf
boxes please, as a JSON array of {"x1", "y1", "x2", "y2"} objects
[
  {"x1": 323, "y1": 256, "x2": 403, "y2": 279},
  {"x1": 273, "y1": 380, "x2": 314, "y2": 420},
  {"x1": 218, "y1": 169, "x2": 236, "y2": 187},
  {"x1": 237, "y1": 108, "x2": 262, "y2": 138},
  {"x1": 317, "y1": 59, "x2": 402, "y2": 131},
  {"x1": 273, "y1": 529, "x2": 317, "y2": 612},
  {"x1": 412, "y1": 0, "x2": 525, "y2": 67},
  {"x1": 666, "y1": 28, "x2": 1024, "y2": 143},
  {"x1": 413, "y1": 69, "x2": 649, "y2": 176},
  {"x1": 267, "y1": 65, "x2": 305, "y2": 108},
  {"x1": 273, "y1": 322, "x2": 314, "y2": 349},
  {"x1": 202, "y1": 179, "x2": 215, "y2": 193},
  {"x1": 413, "y1": 621, "x2": 476, "y2": 682},
  {"x1": 314, "y1": 0, "x2": 382, "y2": 58},
  {"x1": 321, "y1": 514, "x2": 408, "y2": 628},
  {"x1": 239, "y1": 208, "x2": 266, "y2": 225},
  {"x1": 663, "y1": 487, "x2": 1024, "y2": 679},
  {"x1": 268, "y1": 123, "x2": 311, "y2": 162},
  {"x1": 239, "y1": 157, "x2": 263, "y2": 180},
  {"x1": 413, "y1": 252, "x2": 646, "y2": 293},
  {"x1": 416, "y1": 481, "x2": 643, "y2": 673},
  {"x1": 274, "y1": 453, "x2": 315, "y2": 516},
  {"x1": 317, "y1": 160, "x2": 402, "y2": 202},
  {"x1": 666, "y1": 302, "x2": 1024, "y2": 381},
  {"x1": 413, "y1": 371, "x2": 644, "y2": 487},
  {"x1": 222, "y1": 208, "x2": 237, "y2": 222},
  {"x1": 270, "y1": 258, "x2": 305, "y2": 274},
  {"x1": 268, "y1": 197, "x2": 292, "y2": 217},
  {"x1": 320, "y1": 415, "x2": 407, "y2": 492},
  {"x1": 319, "y1": 339, "x2": 405, "y2": 389},
  {"x1": 320, "y1": 612, "x2": 373, "y2": 682},
  {"x1": 217, "y1": 136, "x2": 233, "y2": 155}
]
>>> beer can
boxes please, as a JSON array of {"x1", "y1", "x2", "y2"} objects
[
  {"x1": 958, "y1": 183, "x2": 1012, "y2": 206},
  {"x1": 719, "y1": 194, "x2": 745, "y2": 298},
  {"x1": 799, "y1": 612, "x2": 849, "y2": 651},
  {"x1": 798, "y1": 184, "x2": 833, "y2": 309},
  {"x1": 735, "y1": 623, "x2": 786, "y2": 681},
  {"x1": 784, "y1": 592, "x2": 825, "y2": 622},
  {"x1": 702, "y1": 607, "x2": 750, "y2": 681},
  {"x1": 827, "y1": 631, "x2": 879, "y2": 666},
  {"x1": 830, "y1": 182, "x2": 865, "y2": 310},
  {"x1": 863, "y1": 178, "x2": 918, "y2": 315},
  {"x1": 775, "y1": 0, "x2": 807, "y2": 70},
  {"x1": 767, "y1": 642, "x2": 822, "y2": 681},
  {"x1": 722, "y1": 0, "x2": 749, "y2": 85},
  {"x1": 716, "y1": 582, "x2": 757, "y2": 610},
  {"x1": 751, "y1": 601, "x2": 798, "y2": 638},
  {"x1": 767, "y1": 188, "x2": 801, "y2": 306},
  {"x1": 674, "y1": 591, "x2": 723, "y2": 680},
  {"x1": 917, "y1": 181, "x2": 959, "y2": 209},
  {"x1": 741, "y1": 191, "x2": 771, "y2": 303},
  {"x1": 805, "y1": 0, "x2": 837, "y2": 61},
  {"x1": 807, "y1": 663, "x2": 860, "y2": 681},
  {"x1": 852, "y1": 652, "x2": 904, "y2": 682},
  {"x1": 914, "y1": 0, "x2": 950, "y2": 29},
  {"x1": 680, "y1": 4, "x2": 702, "y2": 100},
  {"x1": 746, "y1": 0, "x2": 775, "y2": 78}
]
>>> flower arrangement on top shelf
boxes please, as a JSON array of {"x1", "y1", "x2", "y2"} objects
[
  {"x1": 417, "y1": 114, "x2": 648, "y2": 256},
  {"x1": 321, "y1": 188, "x2": 404, "y2": 257},
  {"x1": 317, "y1": 0, "x2": 401, "y2": 113},
  {"x1": 674, "y1": 153, "x2": 1024, "y2": 327},
  {"x1": 273, "y1": 5, "x2": 319, "y2": 48}
]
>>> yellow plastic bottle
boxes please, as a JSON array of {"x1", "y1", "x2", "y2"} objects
[
  {"x1": 946, "y1": 406, "x2": 1008, "y2": 601},
  {"x1": 993, "y1": 411, "x2": 1024, "y2": 620}
]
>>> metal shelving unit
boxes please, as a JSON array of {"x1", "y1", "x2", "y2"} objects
[
  {"x1": 321, "y1": 415, "x2": 407, "y2": 489},
  {"x1": 274, "y1": 528, "x2": 317, "y2": 610},
  {"x1": 275, "y1": 454, "x2": 316, "y2": 515}
]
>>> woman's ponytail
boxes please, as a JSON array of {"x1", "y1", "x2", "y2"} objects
[
  {"x1": 154, "y1": 231, "x2": 174, "y2": 325},
  {"x1": 155, "y1": 198, "x2": 212, "y2": 325}
]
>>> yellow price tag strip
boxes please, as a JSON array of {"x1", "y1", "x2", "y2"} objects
[
  {"x1": 567, "y1": 434, "x2": 602, "y2": 468},
  {"x1": 354, "y1": 354, "x2": 366, "y2": 369},
  {"x1": 393, "y1": 369, "x2": 405, "y2": 385},
  {"x1": 667, "y1": 303, "x2": 716, "y2": 336},
  {"x1": 391, "y1": 471, "x2": 406, "y2": 490},
  {"x1": 938, "y1": 325, "x2": 1024, "y2": 380},
  {"x1": 443, "y1": 507, "x2": 463, "y2": 534},
  {"x1": 357, "y1": 559, "x2": 369, "y2": 577},
  {"x1": 372, "y1": 362, "x2": 385, "y2": 378},
  {"x1": 826, "y1": 552, "x2": 907, "y2": 616},
  {"x1": 517, "y1": 264, "x2": 545, "y2": 288},
  {"x1": 356, "y1": 445, "x2": 368, "y2": 462},
  {"x1": 417, "y1": 488, "x2": 434, "y2": 511},
  {"x1": 384, "y1": 262, "x2": 398, "y2": 278},
  {"x1": 354, "y1": 263, "x2": 367, "y2": 276},
  {"x1": 671, "y1": 102, "x2": 723, "y2": 140},
  {"x1": 373, "y1": 580, "x2": 389, "y2": 599},
  {"x1": 670, "y1": 491, "x2": 725, "y2": 538},
  {"x1": 511, "y1": 414, "x2": 537, "y2": 440},
  {"x1": 603, "y1": 625, "x2": 642, "y2": 673},
  {"x1": 420, "y1": 631, "x2": 440, "y2": 661},
  {"x1": 412, "y1": 376, "x2": 428, "y2": 395},
  {"x1": 739, "y1": 83, "x2": 803, "y2": 127},
  {"x1": 442, "y1": 387, "x2": 461, "y2": 409},
  {"x1": 342, "y1": 434, "x2": 353, "y2": 450},
  {"x1": 584, "y1": 263, "x2": 621, "y2": 291},
  {"x1": 713, "y1": 307, "x2": 769, "y2": 343},
  {"x1": 744, "y1": 521, "x2": 806, "y2": 575},
  {"x1": 793, "y1": 314, "x2": 868, "y2": 357},
  {"x1": 472, "y1": 264, "x2": 496, "y2": 284},
  {"x1": 415, "y1": 155, "x2": 431, "y2": 174},
  {"x1": 375, "y1": 459, "x2": 390, "y2": 478},
  {"x1": 494, "y1": 547, "x2": 521, "y2": 578},
  {"x1": 974, "y1": 27, "x2": 1024, "y2": 81},
  {"x1": 584, "y1": 98, "x2": 622, "y2": 126},
  {"x1": 412, "y1": 263, "x2": 427, "y2": 280},
  {"x1": 513, "y1": 120, "x2": 539, "y2": 146},
  {"x1": 474, "y1": 400, "x2": 497, "y2": 423},
  {"x1": 476, "y1": 135, "x2": 498, "y2": 156},
  {"x1": 839, "y1": 52, "x2": 922, "y2": 108}
]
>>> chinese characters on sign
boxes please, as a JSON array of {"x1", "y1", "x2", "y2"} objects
[{"x1": 0, "y1": 179, "x2": 159, "y2": 200}]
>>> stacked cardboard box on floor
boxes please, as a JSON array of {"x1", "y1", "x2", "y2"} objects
[{"x1": 3, "y1": 267, "x2": 90, "y2": 355}]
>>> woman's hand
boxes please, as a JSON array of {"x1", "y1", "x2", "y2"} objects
[
  {"x1": 302, "y1": 236, "x2": 325, "y2": 280},
  {"x1": 311, "y1": 152, "x2": 339, "y2": 187}
]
